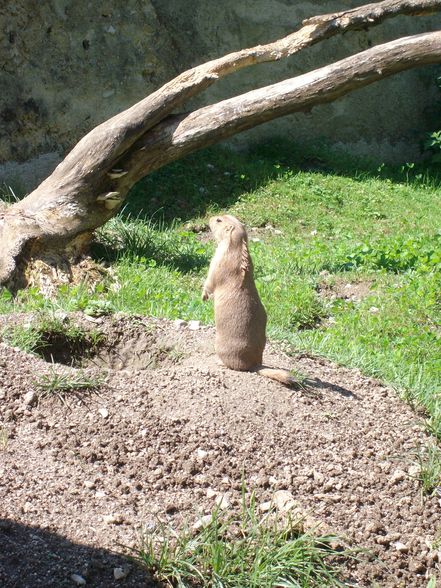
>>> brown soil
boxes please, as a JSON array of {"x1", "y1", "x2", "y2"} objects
[
  {"x1": 318, "y1": 277, "x2": 375, "y2": 302},
  {"x1": 0, "y1": 313, "x2": 440, "y2": 587}
]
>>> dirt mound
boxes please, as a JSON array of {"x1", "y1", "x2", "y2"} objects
[{"x1": 0, "y1": 314, "x2": 439, "y2": 587}]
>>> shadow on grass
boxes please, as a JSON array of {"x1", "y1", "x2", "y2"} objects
[
  {"x1": 0, "y1": 519, "x2": 157, "y2": 588},
  {"x1": 123, "y1": 138, "x2": 441, "y2": 225},
  {"x1": 92, "y1": 236, "x2": 209, "y2": 273}
]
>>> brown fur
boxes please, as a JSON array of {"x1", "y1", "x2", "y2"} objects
[{"x1": 202, "y1": 214, "x2": 295, "y2": 387}]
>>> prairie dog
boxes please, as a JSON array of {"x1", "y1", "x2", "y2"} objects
[{"x1": 202, "y1": 214, "x2": 295, "y2": 387}]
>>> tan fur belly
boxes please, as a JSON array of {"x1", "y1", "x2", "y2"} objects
[{"x1": 214, "y1": 288, "x2": 266, "y2": 370}]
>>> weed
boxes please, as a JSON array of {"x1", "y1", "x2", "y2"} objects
[
  {"x1": 410, "y1": 444, "x2": 441, "y2": 496},
  {"x1": 138, "y1": 493, "x2": 349, "y2": 587},
  {"x1": 0, "y1": 323, "x2": 43, "y2": 353},
  {"x1": 35, "y1": 365, "x2": 104, "y2": 404}
]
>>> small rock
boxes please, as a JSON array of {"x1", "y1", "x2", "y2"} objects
[
  {"x1": 196, "y1": 448, "x2": 208, "y2": 460},
  {"x1": 0, "y1": 389, "x2": 6, "y2": 400},
  {"x1": 193, "y1": 515, "x2": 212, "y2": 530},
  {"x1": 206, "y1": 488, "x2": 217, "y2": 499},
  {"x1": 259, "y1": 501, "x2": 272, "y2": 512},
  {"x1": 23, "y1": 391, "x2": 37, "y2": 407},
  {"x1": 102, "y1": 514, "x2": 124, "y2": 525},
  {"x1": 188, "y1": 320, "x2": 201, "y2": 331},
  {"x1": 369, "y1": 306, "x2": 380, "y2": 314},
  {"x1": 83, "y1": 480, "x2": 95, "y2": 489},
  {"x1": 215, "y1": 493, "x2": 230, "y2": 510},
  {"x1": 98, "y1": 408, "x2": 109, "y2": 419},
  {"x1": 113, "y1": 566, "x2": 130, "y2": 580},
  {"x1": 174, "y1": 319, "x2": 188, "y2": 329},
  {"x1": 394, "y1": 542, "x2": 409, "y2": 553},
  {"x1": 273, "y1": 490, "x2": 296, "y2": 513},
  {"x1": 71, "y1": 574, "x2": 87, "y2": 586}
]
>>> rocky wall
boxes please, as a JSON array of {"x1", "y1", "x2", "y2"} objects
[{"x1": 1, "y1": 0, "x2": 440, "y2": 190}]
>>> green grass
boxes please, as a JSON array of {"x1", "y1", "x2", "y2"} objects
[
  {"x1": 0, "y1": 312, "x2": 104, "y2": 358},
  {"x1": 410, "y1": 443, "x2": 441, "y2": 496},
  {"x1": 138, "y1": 492, "x2": 349, "y2": 587},
  {"x1": 1, "y1": 139, "x2": 440, "y2": 438},
  {"x1": 34, "y1": 364, "x2": 104, "y2": 404}
]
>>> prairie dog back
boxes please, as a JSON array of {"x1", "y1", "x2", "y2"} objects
[{"x1": 202, "y1": 214, "x2": 267, "y2": 371}]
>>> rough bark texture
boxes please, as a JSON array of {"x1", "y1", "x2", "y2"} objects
[{"x1": 1, "y1": 0, "x2": 440, "y2": 290}]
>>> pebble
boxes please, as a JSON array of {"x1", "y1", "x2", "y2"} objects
[
  {"x1": 98, "y1": 408, "x2": 109, "y2": 419},
  {"x1": 23, "y1": 390, "x2": 37, "y2": 407},
  {"x1": 273, "y1": 490, "x2": 296, "y2": 513},
  {"x1": 196, "y1": 448, "x2": 208, "y2": 460},
  {"x1": 103, "y1": 513, "x2": 124, "y2": 525},
  {"x1": 215, "y1": 493, "x2": 230, "y2": 510},
  {"x1": 193, "y1": 515, "x2": 212, "y2": 530},
  {"x1": 113, "y1": 566, "x2": 130, "y2": 580},
  {"x1": 71, "y1": 574, "x2": 86, "y2": 586},
  {"x1": 174, "y1": 319, "x2": 188, "y2": 329},
  {"x1": 83, "y1": 480, "x2": 95, "y2": 489},
  {"x1": 206, "y1": 488, "x2": 217, "y2": 499},
  {"x1": 390, "y1": 469, "x2": 406, "y2": 485},
  {"x1": 188, "y1": 320, "x2": 201, "y2": 331}
]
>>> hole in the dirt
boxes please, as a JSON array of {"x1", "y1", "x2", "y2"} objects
[
  {"x1": 35, "y1": 333, "x2": 95, "y2": 367},
  {"x1": 34, "y1": 318, "x2": 184, "y2": 371},
  {"x1": 34, "y1": 327, "x2": 103, "y2": 367}
]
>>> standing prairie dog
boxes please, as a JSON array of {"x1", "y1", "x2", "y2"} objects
[{"x1": 202, "y1": 214, "x2": 295, "y2": 387}]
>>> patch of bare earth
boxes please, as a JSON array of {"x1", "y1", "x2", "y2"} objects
[{"x1": 0, "y1": 313, "x2": 439, "y2": 587}]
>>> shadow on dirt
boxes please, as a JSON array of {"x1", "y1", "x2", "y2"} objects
[
  {"x1": 304, "y1": 377, "x2": 357, "y2": 399},
  {"x1": 0, "y1": 519, "x2": 157, "y2": 588}
]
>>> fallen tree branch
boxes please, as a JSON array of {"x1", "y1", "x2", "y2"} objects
[
  {"x1": 119, "y1": 31, "x2": 441, "y2": 185},
  {"x1": 1, "y1": 1, "x2": 440, "y2": 290},
  {"x1": 46, "y1": 0, "x2": 441, "y2": 186}
]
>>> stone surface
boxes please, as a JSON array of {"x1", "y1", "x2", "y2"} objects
[{"x1": 0, "y1": 1, "x2": 440, "y2": 192}]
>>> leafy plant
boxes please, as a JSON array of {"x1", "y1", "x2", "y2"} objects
[{"x1": 424, "y1": 130, "x2": 441, "y2": 163}]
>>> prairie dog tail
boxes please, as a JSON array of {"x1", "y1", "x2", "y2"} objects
[{"x1": 255, "y1": 367, "x2": 299, "y2": 387}]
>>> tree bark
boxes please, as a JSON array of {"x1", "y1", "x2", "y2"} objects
[{"x1": 1, "y1": 0, "x2": 440, "y2": 291}]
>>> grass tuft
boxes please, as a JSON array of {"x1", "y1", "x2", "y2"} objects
[
  {"x1": 34, "y1": 365, "x2": 104, "y2": 404},
  {"x1": 138, "y1": 493, "x2": 349, "y2": 588}
]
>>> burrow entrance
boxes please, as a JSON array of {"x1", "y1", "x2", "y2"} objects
[{"x1": 17, "y1": 315, "x2": 184, "y2": 371}]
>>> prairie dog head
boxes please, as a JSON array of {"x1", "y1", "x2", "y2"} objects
[
  {"x1": 208, "y1": 214, "x2": 248, "y2": 246},
  {"x1": 208, "y1": 214, "x2": 252, "y2": 279}
]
